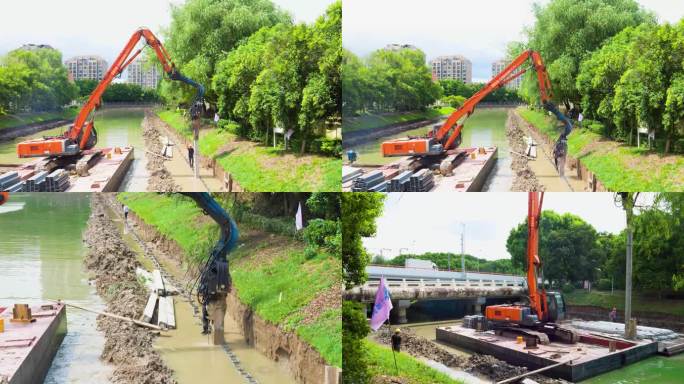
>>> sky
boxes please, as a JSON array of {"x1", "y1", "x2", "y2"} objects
[
  {"x1": 362, "y1": 192, "x2": 656, "y2": 261},
  {"x1": 343, "y1": 0, "x2": 684, "y2": 82},
  {"x1": 0, "y1": 0, "x2": 334, "y2": 64}
]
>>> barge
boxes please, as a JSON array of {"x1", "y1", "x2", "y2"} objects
[{"x1": 0, "y1": 303, "x2": 67, "y2": 384}]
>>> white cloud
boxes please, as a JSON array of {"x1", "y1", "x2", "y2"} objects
[
  {"x1": 363, "y1": 192, "x2": 655, "y2": 261},
  {"x1": 343, "y1": 0, "x2": 684, "y2": 81}
]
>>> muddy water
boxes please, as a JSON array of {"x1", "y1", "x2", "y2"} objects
[
  {"x1": 0, "y1": 108, "x2": 148, "y2": 191},
  {"x1": 0, "y1": 193, "x2": 112, "y2": 383},
  {"x1": 105, "y1": 205, "x2": 297, "y2": 384},
  {"x1": 349, "y1": 108, "x2": 513, "y2": 191}
]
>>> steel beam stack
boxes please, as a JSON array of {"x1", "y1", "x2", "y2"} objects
[
  {"x1": 409, "y1": 169, "x2": 434, "y2": 192},
  {"x1": 388, "y1": 171, "x2": 412, "y2": 192},
  {"x1": 46, "y1": 169, "x2": 70, "y2": 192},
  {"x1": 352, "y1": 170, "x2": 385, "y2": 192},
  {"x1": 25, "y1": 171, "x2": 48, "y2": 192},
  {"x1": 0, "y1": 172, "x2": 23, "y2": 192}
]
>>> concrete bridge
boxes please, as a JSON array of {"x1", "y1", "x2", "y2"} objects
[
  {"x1": 366, "y1": 264, "x2": 526, "y2": 284},
  {"x1": 345, "y1": 275, "x2": 526, "y2": 323}
]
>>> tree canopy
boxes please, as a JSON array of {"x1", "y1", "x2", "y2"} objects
[
  {"x1": 75, "y1": 80, "x2": 159, "y2": 103},
  {"x1": 0, "y1": 47, "x2": 77, "y2": 115},
  {"x1": 342, "y1": 48, "x2": 441, "y2": 116},
  {"x1": 371, "y1": 252, "x2": 520, "y2": 275}
]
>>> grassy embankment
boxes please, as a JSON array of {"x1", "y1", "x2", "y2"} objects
[
  {"x1": 365, "y1": 340, "x2": 461, "y2": 384},
  {"x1": 518, "y1": 107, "x2": 684, "y2": 191},
  {"x1": 0, "y1": 107, "x2": 78, "y2": 130},
  {"x1": 565, "y1": 290, "x2": 684, "y2": 317},
  {"x1": 157, "y1": 110, "x2": 341, "y2": 192},
  {"x1": 343, "y1": 107, "x2": 455, "y2": 133},
  {"x1": 116, "y1": 192, "x2": 341, "y2": 368}
]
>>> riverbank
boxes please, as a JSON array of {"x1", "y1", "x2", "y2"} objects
[
  {"x1": 0, "y1": 108, "x2": 77, "y2": 132},
  {"x1": 157, "y1": 110, "x2": 341, "y2": 192},
  {"x1": 115, "y1": 192, "x2": 342, "y2": 383},
  {"x1": 343, "y1": 108, "x2": 453, "y2": 134},
  {"x1": 518, "y1": 107, "x2": 684, "y2": 191},
  {"x1": 506, "y1": 110, "x2": 542, "y2": 191},
  {"x1": 83, "y1": 194, "x2": 175, "y2": 383}
]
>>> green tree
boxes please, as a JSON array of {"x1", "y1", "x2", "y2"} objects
[
  {"x1": 526, "y1": 0, "x2": 654, "y2": 109},
  {"x1": 162, "y1": 0, "x2": 291, "y2": 106},
  {"x1": 506, "y1": 210, "x2": 603, "y2": 286}
]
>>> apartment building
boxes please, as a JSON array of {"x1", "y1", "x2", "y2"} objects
[
  {"x1": 430, "y1": 55, "x2": 472, "y2": 83},
  {"x1": 126, "y1": 56, "x2": 161, "y2": 89},
  {"x1": 492, "y1": 59, "x2": 522, "y2": 89},
  {"x1": 65, "y1": 55, "x2": 108, "y2": 81}
]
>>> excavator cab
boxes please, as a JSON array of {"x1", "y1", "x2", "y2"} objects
[{"x1": 546, "y1": 291, "x2": 567, "y2": 322}]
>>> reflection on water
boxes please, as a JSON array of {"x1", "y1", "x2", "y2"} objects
[
  {"x1": 0, "y1": 193, "x2": 112, "y2": 383},
  {"x1": 347, "y1": 108, "x2": 512, "y2": 191},
  {"x1": 581, "y1": 353, "x2": 684, "y2": 384},
  {"x1": 0, "y1": 109, "x2": 148, "y2": 191}
]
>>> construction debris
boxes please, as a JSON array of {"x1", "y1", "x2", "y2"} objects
[
  {"x1": 142, "y1": 111, "x2": 180, "y2": 192},
  {"x1": 507, "y1": 110, "x2": 543, "y2": 191}
]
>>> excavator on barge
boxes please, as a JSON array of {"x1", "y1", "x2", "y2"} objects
[
  {"x1": 16, "y1": 28, "x2": 204, "y2": 166},
  {"x1": 381, "y1": 50, "x2": 573, "y2": 176},
  {"x1": 483, "y1": 192, "x2": 579, "y2": 345}
]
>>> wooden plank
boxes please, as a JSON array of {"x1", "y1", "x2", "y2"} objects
[
  {"x1": 152, "y1": 270, "x2": 166, "y2": 295},
  {"x1": 49, "y1": 300, "x2": 163, "y2": 331},
  {"x1": 157, "y1": 296, "x2": 176, "y2": 329},
  {"x1": 497, "y1": 359, "x2": 573, "y2": 384},
  {"x1": 142, "y1": 292, "x2": 158, "y2": 323}
]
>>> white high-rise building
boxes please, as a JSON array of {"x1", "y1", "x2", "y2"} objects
[
  {"x1": 127, "y1": 57, "x2": 161, "y2": 89},
  {"x1": 430, "y1": 55, "x2": 472, "y2": 83},
  {"x1": 65, "y1": 56, "x2": 108, "y2": 81},
  {"x1": 492, "y1": 59, "x2": 522, "y2": 89}
]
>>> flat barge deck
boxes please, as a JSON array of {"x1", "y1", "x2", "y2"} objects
[
  {"x1": 436, "y1": 324, "x2": 658, "y2": 382},
  {"x1": 343, "y1": 146, "x2": 497, "y2": 192},
  {"x1": 0, "y1": 303, "x2": 67, "y2": 384}
]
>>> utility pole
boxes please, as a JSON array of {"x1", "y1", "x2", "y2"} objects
[
  {"x1": 461, "y1": 223, "x2": 467, "y2": 281},
  {"x1": 619, "y1": 192, "x2": 636, "y2": 339}
]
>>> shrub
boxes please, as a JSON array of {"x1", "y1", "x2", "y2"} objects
[
  {"x1": 597, "y1": 278, "x2": 612, "y2": 291},
  {"x1": 303, "y1": 218, "x2": 340, "y2": 257},
  {"x1": 217, "y1": 119, "x2": 240, "y2": 134},
  {"x1": 342, "y1": 301, "x2": 370, "y2": 384},
  {"x1": 311, "y1": 137, "x2": 342, "y2": 157},
  {"x1": 562, "y1": 282, "x2": 576, "y2": 294}
]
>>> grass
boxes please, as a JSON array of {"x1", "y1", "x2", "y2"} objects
[
  {"x1": 0, "y1": 108, "x2": 78, "y2": 130},
  {"x1": 565, "y1": 290, "x2": 684, "y2": 318},
  {"x1": 343, "y1": 107, "x2": 455, "y2": 133},
  {"x1": 116, "y1": 192, "x2": 342, "y2": 367},
  {"x1": 158, "y1": 109, "x2": 341, "y2": 191},
  {"x1": 365, "y1": 340, "x2": 461, "y2": 384},
  {"x1": 518, "y1": 107, "x2": 684, "y2": 191}
]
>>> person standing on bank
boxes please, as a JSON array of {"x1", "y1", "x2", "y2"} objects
[
  {"x1": 123, "y1": 205, "x2": 129, "y2": 222},
  {"x1": 188, "y1": 144, "x2": 194, "y2": 168},
  {"x1": 609, "y1": 307, "x2": 617, "y2": 322},
  {"x1": 391, "y1": 329, "x2": 402, "y2": 352}
]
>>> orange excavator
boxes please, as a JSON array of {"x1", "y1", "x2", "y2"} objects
[
  {"x1": 381, "y1": 50, "x2": 572, "y2": 170},
  {"x1": 0, "y1": 192, "x2": 8, "y2": 205},
  {"x1": 483, "y1": 192, "x2": 579, "y2": 345},
  {"x1": 16, "y1": 28, "x2": 204, "y2": 159}
]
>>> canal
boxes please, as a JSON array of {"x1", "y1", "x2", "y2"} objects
[
  {"x1": 349, "y1": 108, "x2": 512, "y2": 191},
  {"x1": 0, "y1": 108, "x2": 148, "y2": 191},
  {"x1": 0, "y1": 193, "x2": 112, "y2": 383}
]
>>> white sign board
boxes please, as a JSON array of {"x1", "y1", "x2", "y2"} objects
[
  {"x1": 274, "y1": 126, "x2": 285, "y2": 134},
  {"x1": 637, "y1": 126, "x2": 649, "y2": 134}
]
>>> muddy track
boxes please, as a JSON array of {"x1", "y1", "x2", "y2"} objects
[
  {"x1": 84, "y1": 194, "x2": 176, "y2": 384},
  {"x1": 506, "y1": 110, "x2": 544, "y2": 191},
  {"x1": 373, "y1": 326, "x2": 567, "y2": 384},
  {"x1": 142, "y1": 111, "x2": 180, "y2": 192}
]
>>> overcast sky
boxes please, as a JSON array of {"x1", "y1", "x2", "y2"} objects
[
  {"x1": 363, "y1": 192, "x2": 656, "y2": 261},
  {"x1": 343, "y1": 0, "x2": 684, "y2": 82},
  {"x1": 0, "y1": 0, "x2": 334, "y2": 64}
]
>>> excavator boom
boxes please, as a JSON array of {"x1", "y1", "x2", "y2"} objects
[
  {"x1": 17, "y1": 28, "x2": 204, "y2": 158},
  {"x1": 381, "y1": 50, "x2": 572, "y2": 157}
]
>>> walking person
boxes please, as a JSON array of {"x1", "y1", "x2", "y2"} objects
[
  {"x1": 187, "y1": 144, "x2": 194, "y2": 168},
  {"x1": 123, "y1": 205, "x2": 129, "y2": 222},
  {"x1": 609, "y1": 307, "x2": 617, "y2": 322}
]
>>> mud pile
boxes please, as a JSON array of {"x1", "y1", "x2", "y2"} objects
[
  {"x1": 506, "y1": 110, "x2": 543, "y2": 191},
  {"x1": 84, "y1": 194, "x2": 176, "y2": 384},
  {"x1": 142, "y1": 112, "x2": 179, "y2": 192},
  {"x1": 373, "y1": 326, "x2": 567, "y2": 384}
]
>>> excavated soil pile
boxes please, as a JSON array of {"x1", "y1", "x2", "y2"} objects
[
  {"x1": 373, "y1": 326, "x2": 567, "y2": 384},
  {"x1": 142, "y1": 111, "x2": 179, "y2": 192},
  {"x1": 506, "y1": 110, "x2": 543, "y2": 191},
  {"x1": 84, "y1": 194, "x2": 176, "y2": 384}
]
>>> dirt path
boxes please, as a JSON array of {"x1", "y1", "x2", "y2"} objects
[
  {"x1": 142, "y1": 112, "x2": 180, "y2": 192},
  {"x1": 506, "y1": 111, "x2": 543, "y2": 191},
  {"x1": 372, "y1": 326, "x2": 567, "y2": 384},
  {"x1": 83, "y1": 194, "x2": 176, "y2": 384}
]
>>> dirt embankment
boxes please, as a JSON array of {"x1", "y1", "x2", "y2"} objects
[
  {"x1": 121, "y1": 202, "x2": 336, "y2": 384},
  {"x1": 372, "y1": 326, "x2": 567, "y2": 384},
  {"x1": 83, "y1": 194, "x2": 176, "y2": 384},
  {"x1": 142, "y1": 111, "x2": 180, "y2": 192},
  {"x1": 506, "y1": 110, "x2": 543, "y2": 191}
]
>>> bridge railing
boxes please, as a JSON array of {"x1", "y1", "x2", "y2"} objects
[{"x1": 363, "y1": 278, "x2": 525, "y2": 290}]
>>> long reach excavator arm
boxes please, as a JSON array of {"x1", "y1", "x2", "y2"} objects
[
  {"x1": 381, "y1": 50, "x2": 572, "y2": 158},
  {"x1": 17, "y1": 28, "x2": 204, "y2": 158}
]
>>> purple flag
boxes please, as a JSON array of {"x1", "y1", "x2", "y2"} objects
[{"x1": 370, "y1": 276, "x2": 393, "y2": 331}]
